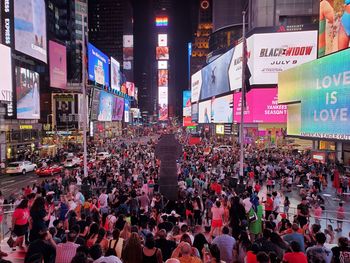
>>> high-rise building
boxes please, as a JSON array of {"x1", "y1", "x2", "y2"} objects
[
  {"x1": 209, "y1": 0, "x2": 319, "y2": 54},
  {"x1": 88, "y1": 0, "x2": 133, "y2": 64},
  {"x1": 190, "y1": 0, "x2": 212, "y2": 76}
]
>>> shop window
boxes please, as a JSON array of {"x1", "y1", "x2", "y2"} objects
[
  {"x1": 319, "y1": 140, "x2": 336, "y2": 151},
  {"x1": 22, "y1": 131, "x2": 31, "y2": 142},
  {"x1": 11, "y1": 131, "x2": 20, "y2": 142}
]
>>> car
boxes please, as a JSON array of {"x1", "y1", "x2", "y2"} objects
[
  {"x1": 35, "y1": 165, "x2": 63, "y2": 177},
  {"x1": 6, "y1": 161, "x2": 37, "y2": 175},
  {"x1": 63, "y1": 157, "x2": 82, "y2": 168},
  {"x1": 97, "y1": 152, "x2": 111, "y2": 160}
]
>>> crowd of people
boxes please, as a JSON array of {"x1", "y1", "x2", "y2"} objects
[{"x1": 0, "y1": 129, "x2": 350, "y2": 263}]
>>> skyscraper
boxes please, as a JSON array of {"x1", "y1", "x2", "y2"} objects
[
  {"x1": 88, "y1": 0, "x2": 133, "y2": 64},
  {"x1": 190, "y1": 0, "x2": 212, "y2": 76}
]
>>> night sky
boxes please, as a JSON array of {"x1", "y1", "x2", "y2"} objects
[{"x1": 132, "y1": 0, "x2": 199, "y2": 117}]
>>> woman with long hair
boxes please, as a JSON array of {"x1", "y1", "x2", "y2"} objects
[
  {"x1": 142, "y1": 233, "x2": 162, "y2": 263},
  {"x1": 122, "y1": 232, "x2": 143, "y2": 263},
  {"x1": 234, "y1": 231, "x2": 252, "y2": 263},
  {"x1": 12, "y1": 199, "x2": 30, "y2": 249},
  {"x1": 95, "y1": 227, "x2": 108, "y2": 254},
  {"x1": 203, "y1": 244, "x2": 223, "y2": 263},
  {"x1": 193, "y1": 233, "x2": 209, "y2": 258},
  {"x1": 29, "y1": 197, "x2": 50, "y2": 242},
  {"x1": 229, "y1": 196, "x2": 246, "y2": 239},
  {"x1": 106, "y1": 228, "x2": 124, "y2": 258},
  {"x1": 86, "y1": 222, "x2": 99, "y2": 248}
]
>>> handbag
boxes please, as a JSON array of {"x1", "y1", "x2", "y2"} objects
[
  {"x1": 249, "y1": 210, "x2": 257, "y2": 223},
  {"x1": 7, "y1": 232, "x2": 16, "y2": 248}
]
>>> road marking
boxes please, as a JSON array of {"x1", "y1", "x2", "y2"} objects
[{"x1": 1, "y1": 180, "x2": 15, "y2": 184}]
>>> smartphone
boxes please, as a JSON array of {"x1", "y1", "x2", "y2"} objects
[{"x1": 204, "y1": 244, "x2": 210, "y2": 252}]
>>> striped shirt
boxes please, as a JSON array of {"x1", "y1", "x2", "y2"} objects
[{"x1": 55, "y1": 242, "x2": 80, "y2": 263}]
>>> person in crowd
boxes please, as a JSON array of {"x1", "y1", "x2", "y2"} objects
[
  {"x1": 306, "y1": 232, "x2": 333, "y2": 263},
  {"x1": 11, "y1": 199, "x2": 30, "y2": 250},
  {"x1": 332, "y1": 237, "x2": 350, "y2": 263},
  {"x1": 106, "y1": 228, "x2": 124, "y2": 258},
  {"x1": 122, "y1": 232, "x2": 143, "y2": 263},
  {"x1": 29, "y1": 197, "x2": 51, "y2": 242},
  {"x1": 172, "y1": 242, "x2": 202, "y2": 263},
  {"x1": 89, "y1": 244, "x2": 122, "y2": 263},
  {"x1": 24, "y1": 226, "x2": 56, "y2": 263},
  {"x1": 155, "y1": 229, "x2": 177, "y2": 261},
  {"x1": 212, "y1": 226, "x2": 236, "y2": 263},
  {"x1": 283, "y1": 223, "x2": 305, "y2": 252},
  {"x1": 142, "y1": 233, "x2": 163, "y2": 263},
  {"x1": 55, "y1": 230, "x2": 80, "y2": 263},
  {"x1": 283, "y1": 241, "x2": 307, "y2": 263}
]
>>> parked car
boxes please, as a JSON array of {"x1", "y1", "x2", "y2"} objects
[
  {"x1": 6, "y1": 161, "x2": 37, "y2": 175},
  {"x1": 97, "y1": 152, "x2": 111, "y2": 160},
  {"x1": 36, "y1": 165, "x2": 63, "y2": 177},
  {"x1": 63, "y1": 157, "x2": 82, "y2": 168}
]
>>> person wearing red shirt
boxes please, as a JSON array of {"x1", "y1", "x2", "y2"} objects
[
  {"x1": 254, "y1": 182, "x2": 261, "y2": 194},
  {"x1": 12, "y1": 199, "x2": 30, "y2": 249},
  {"x1": 264, "y1": 193, "x2": 274, "y2": 219},
  {"x1": 283, "y1": 241, "x2": 307, "y2": 263}
]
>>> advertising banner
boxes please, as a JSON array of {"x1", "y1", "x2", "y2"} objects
[
  {"x1": 123, "y1": 35, "x2": 133, "y2": 48},
  {"x1": 198, "y1": 99, "x2": 212, "y2": 123},
  {"x1": 126, "y1": 82, "x2": 135, "y2": 97},
  {"x1": 124, "y1": 99, "x2": 130, "y2": 123},
  {"x1": 200, "y1": 48, "x2": 233, "y2": 100},
  {"x1": 112, "y1": 96, "x2": 124, "y2": 121},
  {"x1": 191, "y1": 103, "x2": 199, "y2": 122},
  {"x1": 49, "y1": 41, "x2": 67, "y2": 89},
  {"x1": 158, "y1": 60, "x2": 168, "y2": 69},
  {"x1": 250, "y1": 31, "x2": 317, "y2": 85},
  {"x1": 158, "y1": 34, "x2": 168, "y2": 47},
  {"x1": 15, "y1": 67, "x2": 40, "y2": 119},
  {"x1": 88, "y1": 43, "x2": 110, "y2": 87},
  {"x1": 234, "y1": 88, "x2": 287, "y2": 123},
  {"x1": 216, "y1": 125, "x2": 225, "y2": 135},
  {"x1": 212, "y1": 94, "x2": 233, "y2": 123},
  {"x1": 158, "y1": 86, "x2": 168, "y2": 121},
  {"x1": 191, "y1": 70, "x2": 202, "y2": 103},
  {"x1": 14, "y1": 0, "x2": 47, "y2": 63},
  {"x1": 318, "y1": 0, "x2": 350, "y2": 57},
  {"x1": 1, "y1": 0, "x2": 14, "y2": 47},
  {"x1": 90, "y1": 89, "x2": 100, "y2": 121},
  {"x1": 183, "y1": 90, "x2": 191, "y2": 117},
  {"x1": 228, "y1": 40, "x2": 254, "y2": 91},
  {"x1": 156, "y1": 46, "x2": 169, "y2": 60},
  {"x1": 111, "y1": 57, "x2": 120, "y2": 91},
  {"x1": 279, "y1": 48, "x2": 350, "y2": 139},
  {"x1": 53, "y1": 93, "x2": 79, "y2": 130},
  {"x1": 98, "y1": 90, "x2": 113, "y2": 122},
  {"x1": 158, "y1": 70, "x2": 168, "y2": 87},
  {"x1": 0, "y1": 44, "x2": 13, "y2": 103}
]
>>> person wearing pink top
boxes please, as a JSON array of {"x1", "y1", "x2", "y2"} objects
[
  {"x1": 211, "y1": 200, "x2": 224, "y2": 237},
  {"x1": 336, "y1": 202, "x2": 345, "y2": 232}
]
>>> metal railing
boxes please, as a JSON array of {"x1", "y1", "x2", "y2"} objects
[{"x1": 0, "y1": 204, "x2": 15, "y2": 242}]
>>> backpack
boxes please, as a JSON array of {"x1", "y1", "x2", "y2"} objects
[{"x1": 105, "y1": 239, "x2": 118, "y2": 257}]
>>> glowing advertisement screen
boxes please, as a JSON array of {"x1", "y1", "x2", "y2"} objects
[
  {"x1": 191, "y1": 70, "x2": 202, "y2": 103},
  {"x1": 318, "y1": 0, "x2": 350, "y2": 57},
  {"x1": 158, "y1": 86, "x2": 168, "y2": 121},
  {"x1": 49, "y1": 41, "x2": 67, "y2": 89},
  {"x1": 15, "y1": 67, "x2": 40, "y2": 119},
  {"x1": 212, "y1": 95, "x2": 233, "y2": 123},
  {"x1": 200, "y1": 48, "x2": 233, "y2": 100},
  {"x1": 111, "y1": 57, "x2": 120, "y2": 91},
  {"x1": 156, "y1": 47, "x2": 169, "y2": 60},
  {"x1": 234, "y1": 88, "x2": 287, "y2": 123},
  {"x1": 158, "y1": 34, "x2": 168, "y2": 47},
  {"x1": 198, "y1": 99, "x2": 212, "y2": 123},
  {"x1": 0, "y1": 44, "x2": 13, "y2": 103},
  {"x1": 191, "y1": 103, "x2": 199, "y2": 122},
  {"x1": 97, "y1": 90, "x2": 113, "y2": 121},
  {"x1": 183, "y1": 91, "x2": 191, "y2": 117},
  {"x1": 14, "y1": 0, "x2": 47, "y2": 63},
  {"x1": 88, "y1": 43, "x2": 110, "y2": 87},
  {"x1": 278, "y1": 48, "x2": 350, "y2": 139},
  {"x1": 126, "y1": 82, "x2": 135, "y2": 97},
  {"x1": 158, "y1": 60, "x2": 168, "y2": 70},
  {"x1": 112, "y1": 96, "x2": 124, "y2": 121},
  {"x1": 124, "y1": 99, "x2": 130, "y2": 123},
  {"x1": 158, "y1": 70, "x2": 168, "y2": 87},
  {"x1": 249, "y1": 31, "x2": 317, "y2": 85}
]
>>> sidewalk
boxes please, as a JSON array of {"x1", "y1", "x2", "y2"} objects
[{"x1": 0, "y1": 237, "x2": 25, "y2": 262}]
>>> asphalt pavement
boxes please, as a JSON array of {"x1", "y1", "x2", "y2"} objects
[{"x1": 0, "y1": 172, "x2": 41, "y2": 199}]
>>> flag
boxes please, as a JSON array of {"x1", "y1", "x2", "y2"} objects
[{"x1": 242, "y1": 37, "x2": 252, "y2": 108}]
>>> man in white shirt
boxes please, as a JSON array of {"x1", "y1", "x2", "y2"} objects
[{"x1": 272, "y1": 191, "x2": 281, "y2": 219}]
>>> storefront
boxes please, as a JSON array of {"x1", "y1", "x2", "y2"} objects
[{"x1": 5, "y1": 123, "x2": 42, "y2": 162}]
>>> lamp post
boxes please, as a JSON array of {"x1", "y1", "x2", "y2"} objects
[{"x1": 82, "y1": 14, "x2": 88, "y2": 178}]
